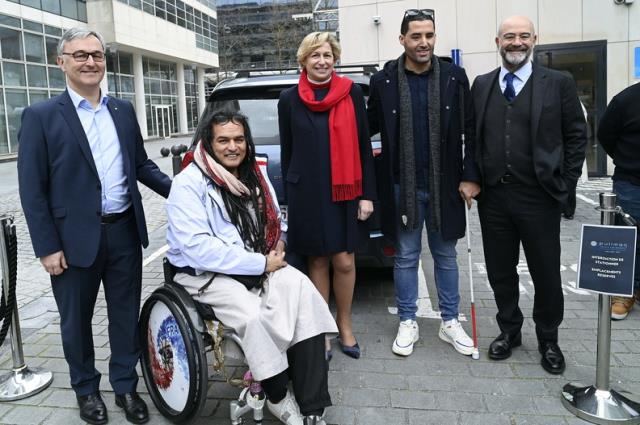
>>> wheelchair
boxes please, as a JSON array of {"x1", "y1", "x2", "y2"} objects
[{"x1": 139, "y1": 258, "x2": 265, "y2": 423}]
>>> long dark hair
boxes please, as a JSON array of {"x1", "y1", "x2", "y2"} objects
[{"x1": 199, "y1": 108, "x2": 267, "y2": 254}]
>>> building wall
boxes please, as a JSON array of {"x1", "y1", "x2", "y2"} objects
[{"x1": 338, "y1": 0, "x2": 640, "y2": 101}]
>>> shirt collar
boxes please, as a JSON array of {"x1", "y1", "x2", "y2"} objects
[
  {"x1": 499, "y1": 60, "x2": 532, "y2": 82},
  {"x1": 67, "y1": 86, "x2": 109, "y2": 110}
]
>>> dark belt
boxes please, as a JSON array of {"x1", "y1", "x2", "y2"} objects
[
  {"x1": 101, "y1": 207, "x2": 133, "y2": 224},
  {"x1": 498, "y1": 174, "x2": 518, "y2": 184}
]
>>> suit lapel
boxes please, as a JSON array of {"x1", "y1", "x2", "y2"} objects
[
  {"x1": 530, "y1": 65, "x2": 546, "y2": 146},
  {"x1": 475, "y1": 69, "x2": 500, "y2": 143},
  {"x1": 58, "y1": 90, "x2": 99, "y2": 179},
  {"x1": 106, "y1": 98, "x2": 132, "y2": 176}
]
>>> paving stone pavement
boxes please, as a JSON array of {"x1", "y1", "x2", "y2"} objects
[{"x1": 0, "y1": 147, "x2": 638, "y2": 425}]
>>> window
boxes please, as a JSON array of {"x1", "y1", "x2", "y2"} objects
[
  {"x1": 48, "y1": 66, "x2": 65, "y2": 88},
  {"x1": 3, "y1": 62, "x2": 26, "y2": 86},
  {"x1": 60, "y1": 0, "x2": 79, "y2": 20},
  {"x1": 0, "y1": 89, "x2": 7, "y2": 154},
  {"x1": 44, "y1": 25, "x2": 61, "y2": 36},
  {"x1": 78, "y1": 1, "x2": 87, "y2": 22},
  {"x1": 0, "y1": 15, "x2": 21, "y2": 29},
  {"x1": 42, "y1": 0, "x2": 61, "y2": 14},
  {"x1": 21, "y1": 0, "x2": 41, "y2": 9},
  {"x1": 27, "y1": 65, "x2": 48, "y2": 87},
  {"x1": 29, "y1": 89, "x2": 49, "y2": 105},
  {"x1": 5, "y1": 88, "x2": 28, "y2": 150},
  {"x1": 24, "y1": 33, "x2": 46, "y2": 63},
  {"x1": 0, "y1": 27, "x2": 23, "y2": 60},
  {"x1": 45, "y1": 37, "x2": 58, "y2": 64},
  {"x1": 23, "y1": 20, "x2": 43, "y2": 32}
]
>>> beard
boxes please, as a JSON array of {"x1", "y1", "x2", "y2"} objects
[
  {"x1": 500, "y1": 47, "x2": 532, "y2": 67},
  {"x1": 408, "y1": 49, "x2": 432, "y2": 64}
]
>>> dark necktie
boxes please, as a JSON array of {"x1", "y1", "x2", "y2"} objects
[{"x1": 504, "y1": 73, "x2": 516, "y2": 102}]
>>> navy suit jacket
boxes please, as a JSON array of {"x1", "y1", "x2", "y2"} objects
[
  {"x1": 18, "y1": 90, "x2": 171, "y2": 267},
  {"x1": 471, "y1": 64, "x2": 587, "y2": 205}
]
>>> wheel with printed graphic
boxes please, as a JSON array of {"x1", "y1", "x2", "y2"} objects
[{"x1": 139, "y1": 289, "x2": 208, "y2": 423}]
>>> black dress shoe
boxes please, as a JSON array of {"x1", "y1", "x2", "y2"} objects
[
  {"x1": 77, "y1": 392, "x2": 108, "y2": 425},
  {"x1": 539, "y1": 341, "x2": 566, "y2": 374},
  {"x1": 488, "y1": 332, "x2": 522, "y2": 360},
  {"x1": 115, "y1": 392, "x2": 149, "y2": 424}
]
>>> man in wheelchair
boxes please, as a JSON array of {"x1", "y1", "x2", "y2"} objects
[{"x1": 165, "y1": 108, "x2": 337, "y2": 425}]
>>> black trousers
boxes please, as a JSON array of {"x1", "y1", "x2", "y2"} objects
[
  {"x1": 262, "y1": 333, "x2": 331, "y2": 416},
  {"x1": 563, "y1": 181, "x2": 577, "y2": 218},
  {"x1": 51, "y1": 212, "x2": 142, "y2": 396},
  {"x1": 478, "y1": 183, "x2": 563, "y2": 342}
]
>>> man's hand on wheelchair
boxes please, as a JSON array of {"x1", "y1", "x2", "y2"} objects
[{"x1": 265, "y1": 247, "x2": 287, "y2": 273}]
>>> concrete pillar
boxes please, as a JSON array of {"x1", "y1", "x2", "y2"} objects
[
  {"x1": 197, "y1": 67, "x2": 206, "y2": 116},
  {"x1": 176, "y1": 63, "x2": 189, "y2": 134},
  {"x1": 133, "y1": 53, "x2": 148, "y2": 139}
]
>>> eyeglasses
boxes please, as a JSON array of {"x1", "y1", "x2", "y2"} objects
[
  {"x1": 403, "y1": 9, "x2": 435, "y2": 21},
  {"x1": 501, "y1": 32, "x2": 533, "y2": 42},
  {"x1": 61, "y1": 50, "x2": 105, "y2": 62}
]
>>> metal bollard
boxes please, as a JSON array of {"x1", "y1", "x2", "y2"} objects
[
  {"x1": 0, "y1": 215, "x2": 52, "y2": 401},
  {"x1": 170, "y1": 144, "x2": 187, "y2": 177},
  {"x1": 560, "y1": 193, "x2": 640, "y2": 424}
]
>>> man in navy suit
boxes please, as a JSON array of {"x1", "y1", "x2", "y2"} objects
[{"x1": 18, "y1": 28, "x2": 171, "y2": 424}]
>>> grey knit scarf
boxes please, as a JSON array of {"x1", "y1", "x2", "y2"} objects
[{"x1": 397, "y1": 54, "x2": 442, "y2": 232}]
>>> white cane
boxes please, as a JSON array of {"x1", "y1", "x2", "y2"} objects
[
  {"x1": 464, "y1": 206, "x2": 480, "y2": 360},
  {"x1": 459, "y1": 82, "x2": 480, "y2": 360}
]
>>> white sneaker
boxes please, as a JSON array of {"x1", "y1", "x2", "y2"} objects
[
  {"x1": 392, "y1": 319, "x2": 419, "y2": 356},
  {"x1": 267, "y1": 390, "x2": 303, "y2": 425},
  {"x1": 439, "y1": 318, "x2": 474, "y2": 355}
]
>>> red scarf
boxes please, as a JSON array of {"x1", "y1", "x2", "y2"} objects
[{"x1": 297, "y1": 70, "x2": 362, "y2": 201}]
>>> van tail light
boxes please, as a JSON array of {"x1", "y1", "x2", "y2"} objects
[{"x1": 383, "y1": 246, "x2": 395, "y2": 257}]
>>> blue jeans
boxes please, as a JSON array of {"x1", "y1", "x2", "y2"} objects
[
  {"x1": 613, "y1": 179, "x2": 640, "y2": 292},
  {"x1": 394, "y1": 186, "x2": 460, "y2": 321}
]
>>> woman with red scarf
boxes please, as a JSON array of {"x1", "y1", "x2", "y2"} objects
[
  {"x1": 166, "y1": 109, "x2": 337, "y2": 425},
  {"x1": 278, "y1": 32, "x2": 376, "y2": 360}
]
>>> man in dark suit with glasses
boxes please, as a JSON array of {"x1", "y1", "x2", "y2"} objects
[
  {"x1": 471, "y1": 15, "x2": 587, "y2": 374},
  {"x1": 18, "y1": 27, "x2": 171, "y2": 424}
]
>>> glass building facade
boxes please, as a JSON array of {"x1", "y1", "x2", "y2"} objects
[
  {"x1": 143, "y1": 56, "x2": 178, "y2": 138},
  {"x1": 184, "y1": 67, "x2": 198, "y2": 132},
  {"x1": 7, "y1": 0, "x2": 87, "y2": 22},
  {"x1": 116, "y1": 0, "x2": 218, "y2": 53},
  {"x1": 106, "y1": 51, "x2": 135, "y2": 107},
  {"x1": 0, "y1": 13, "x2": 65, "y2": 154}
]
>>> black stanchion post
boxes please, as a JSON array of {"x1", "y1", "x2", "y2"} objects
[
  {"x1": 170, "y1": 144, "x2": 187, "y2": 177},
  {"x1": 0, "y1": 215, "x2": 53, "y2": 401},
  {"x1": 560, "y1": 193, "x2": 640, "y2": 424}
]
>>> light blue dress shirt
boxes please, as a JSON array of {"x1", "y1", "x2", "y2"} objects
[
  {"x1": 67, "y1": 87, "x2": 130, "y2": 214},
  {"x1": 499, "y1": 60, "x2": 533, "y2": 98}
]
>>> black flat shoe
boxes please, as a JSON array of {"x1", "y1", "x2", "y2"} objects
[
  {"x1": 539, "y1": 341, "x2": 566, "y2": 374},
  {"x1": 488, "y1": 332, "x2": 522, "y2": 360},
  {"x1": 77, "y1": 392, "x2": 108, "y2": 425},
  {"x1": 338, "y1": 338, "x2": 360, "y2": 359},
  {"x1": 115, "y1": 392, "x2": 149, "y2": 424}
]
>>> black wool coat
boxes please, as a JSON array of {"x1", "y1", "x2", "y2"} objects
[
  {"x1": 471, "y1": 64, "x2": 587, "y2": 206},
  {"x1": 278, "y1": 83, "x2": 376, "y2": 255},
  {"x1": 367, "y1": 57, "x2": 481, "y2": 242}
]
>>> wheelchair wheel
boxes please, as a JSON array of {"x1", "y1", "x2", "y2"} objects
[{"x1": 139, "y1": 289, "x2": 208, "y2": 423}]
